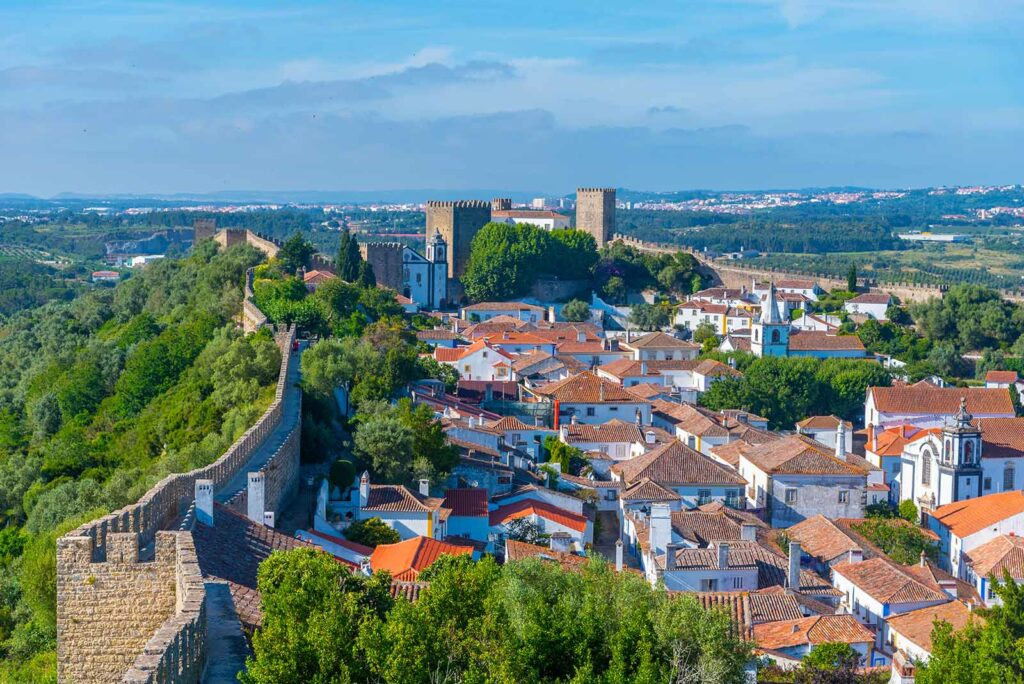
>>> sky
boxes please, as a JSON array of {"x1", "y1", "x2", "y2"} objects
[{"x1": 1, "y1": 0, "x2": 1022, "y2": 197}]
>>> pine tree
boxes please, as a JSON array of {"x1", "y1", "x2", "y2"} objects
[{"x1": 847, "y1": 262, "x2": 858, "y2": 293}]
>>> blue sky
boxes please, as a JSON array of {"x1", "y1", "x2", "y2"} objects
[{"x1": 1, "y1": 0, "x2": 1022, "y2": 196}]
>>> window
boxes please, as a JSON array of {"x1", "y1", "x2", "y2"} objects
[
  {"x1": 609, "y1": 406, "x2": 618, "y2": 412},
  {"x1": 700, "y1": 579, "x2": 719, "y2": 591},
  {"x1": 698, "y1": 489, "x2": 711, "y2": 505},
  {"x1": 1005, "y1": 467, "x2": 1015, "y2": 492},
  {"x1": 732, "y1": 577, "x2": 744, "y2": 589},
  {"x1": 985, "y1": 477, "x2": 993, "y2": 491},
  {"x1": 605, "y1": 490, "x2": 617, "y2": 501},
  {"x1": 498, "y1": 475, "x2": 512, "y2": 485},
  {"x1": 586, "y1": 407, "x2": 596, "y2": 417},
  {"x1": 839, "y1": 490, "x2": 849, "y2": 504},
  {"x1": 922, "y1": 447, "x2": 932, "y2": 486},
  {"x1": 463, "y1": 365, "x2": 471, "y2": 373},
  {"x1": 964, "y1": 440, "x2": 974, "y2": 463},
  {"x1": 785, "y1": 488, "x2": 798, "y2": 504},
  {"x1": 771, "y1": 329, "x2": 781, "y2": 343}
]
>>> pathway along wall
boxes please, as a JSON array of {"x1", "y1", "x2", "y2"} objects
[{"x1": 56, "y1": 261, "x2": 297, "y2": 683}]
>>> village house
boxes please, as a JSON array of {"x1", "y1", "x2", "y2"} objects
[
  {"x1": 527, "y1": 371, "x2": 652, "y2": 426},
  {"x1": 985, "y1": 369, "x2": 1022, "y2": 390},
  {"x1": 650, "y1": 400, "x2": 772, "y2": 456},
  {"x1": 441, "y1": 488, "x2": 490, "y2": 544},
  {"x1": 926, "y1": 490, "x2": 1024, "y2": 584},
  {"x1": 674, "y1": 301, "x2": 755, "y2": 335},
  {"x1": 612, "y1": 439, "x2": 748, "y2": 511},
  {"x1": 511, "y1": 350, "x2": 580, "y2": 383},
  {"x1": 864, "y1": 381, "x2": 1014, "y2": 429},
  {"x1": 343, "y1": 472, "x2": 448, "y2": 540},
  {"x1": 887, "y1": 600, "x2": 981, "y2": 682},
  {"x1": 597, "y1": 358, "x2": 741, "y2": 403},
  {"x1": 488, "y1": 497, "x2": 592, "y2": 548},
  {"x1": 843, "y1": 292, "x2": 893, "y2": 320},
  {"x1": 460, "y1": 301, "x2": 547, "y2": 323},
  {"x1": 560, "y1": 417, "x2": 656, "y2": 465},
  {"x1": 369, "y1": 536, "x2": 475, "y2": 580},
  {"x1": 738, "y1": 432, "x2": 870, "y2": 528},
  {"x1": 963, "y1": 533, "x2": 1024, "y2": 606},
  {"x1": 755, "y1": 278, "x2": 824, "y2": 302},
  {"x1": 795, "y1": 415, "x2": 854, "y2": 453},
  {"x1": 753, "y1": 615, "x2": 875, "y2": 669},
  {"x1": 434, "y1": 339, "x2": 517, "y2": 381},
  {"x1": 830, "y1": 556, "x2": 952, "y2": 663},
  {"x1": 483, "y1": 330, "x2": 558, "y2": 356},
  {"x1": 619, "y1": 331, "x2": 700, "y2": 361},
  {"x1": 415, "y1": 329, "x2": 461, "y2": 348},
  {"x1": 554, "y1": 338, "x2": 631, "y2": 368}
]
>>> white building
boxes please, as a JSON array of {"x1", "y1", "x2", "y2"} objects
[
  {"x1": 620, "y1": 331, "x2": 700, "y2": 361},
  {"x1": 460, "y1": 301, "x2": 547, "y2": 323},
  {"x1": 433, "y1": 339, "x2": 517, "y2": 381},
  {"x1": 360, "y1": 232, "x2": 448, "y2": 310},
  {"x1": 491, "y1": 209, "x2": 570, "y2": 231},
  {"x1": 864, "y1": 382, "x2": 1014, "y2": 429},
  {"x1": 528, "y1": 371, "x2": 652, "y2": 425},
  {"x1": 926, "y1": 489, "x2": 1024, "y2": 583},
  {"x1": 843, "y1": 293, "x2": 893, "y2": 320}
]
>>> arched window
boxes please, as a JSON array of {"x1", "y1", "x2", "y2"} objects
[
  {"x1": 943, "y1": 440, "x2": 951, "y2": 464},
  {"x1": 771, "y1": 329, "x2": 781, "y2": 343},
  {"x1": 1005, "y1": 466, "x2": 1015, "y2": 491},
  {"x1": 922, "y1": 447, "x2": 932, "y2": 486},
  {"x1": 964, "y1": 441, "x2": 974, "y2": 464},
  {"x1": 754, "y1": 329, "x2": 760, "y2": 342}
]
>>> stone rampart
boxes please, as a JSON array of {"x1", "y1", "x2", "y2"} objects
[{"x1": 57, "y1": 323, "x2": 296, "y2": 683}]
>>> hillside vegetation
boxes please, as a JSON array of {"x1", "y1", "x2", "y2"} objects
[{"x1": 0, "y1": 240, "x2": 283, "y2": 682}]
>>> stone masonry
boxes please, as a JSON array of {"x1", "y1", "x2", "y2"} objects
[
  {"x1": 576, "y1": 188, "x2": 616, "y2": 248},
  {"x1": 425, "y1": 200, "x2": 491, "y2": 278}
]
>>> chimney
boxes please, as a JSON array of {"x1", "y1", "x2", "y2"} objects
[
  {"x1": 615, "y1": 539, "x2": 623, "y2": 572},
  {"x1": 640, "y1": 360, "x2": 648, "y2": 376},
  {"x1": 665, "y1": 542, "x2": 680, "y2": 570},
  {"x1": 195, "y1": 479, "x2": 214, "y2": 526},
  {"x1": 645, "y1": 430, "x2": 656, "y2": 445},
  {"x1": 247, "y1": 472, "x2": 266, "y2": 525},
  {"x1": 920, "y1": 550, "x2": 927, "y2": 567},
  {"x1": 717, "y1": 542, "x2": 729, "y2": 569},
  {"x1": 419, "y1": 478, "x2": 430, "y2": 497},
  {"x1": 626, "y1": 328, "x2": 632, "y2": 344},
  {"x1": 649, "y1": 503, "x2": 671, "y2": 556},
  {"x1": 610, "y1": 338, "x2": 620, "y2": 351},
  {"x1": 263, "y1": 511, "x2": 276, "y2": 528},
  {"x1": 788, "y1": 541, "x2": 801, "y2": 589},
  {"x1": 359, "y1": 471, "x2": 370, "y2": 508},
  {"x1": 848, "y1": 548, "x2": 863, "y2": 564},
  {"x1": 740, "y1": 523, "x2": 757, "y2": 541},
  {"x1": 549, "y1": 532, "x2": 571, "y2": 553},
  {"x1": 599, "y1": 382, "x2": 605, "y2": 402},
  {"x1": 867, "y1": 423, "x2": 875, "y2": 449},
  {"x1": 834, "y1": 419, "x2": 847, "y2": 461}
]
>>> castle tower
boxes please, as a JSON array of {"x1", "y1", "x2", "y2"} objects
[
  {"x1": 425, "y1": 200, "x2": 492, "y2": 278},
  {"x1": 193, "y1": 217, "x2": 217, "y2": 243},
  {"x1": 575, "y1": 187, "x2": 616, "y2": 247},
  {"x1": 491, "y1": 197, "x2": 512, "y2": 212},
  {"x1": 751, "y1": 283, "x2": 789, "y2": 357}
]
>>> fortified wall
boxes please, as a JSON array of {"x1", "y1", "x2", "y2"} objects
[
  {"x1": 610, "y1": 233, "x2": 978, "y2": 304},
  {"x1": 57, "y1": 236, "x2": 302, "y2": 683}
]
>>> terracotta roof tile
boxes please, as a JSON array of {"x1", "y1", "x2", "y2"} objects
[
  {"x1": 832, "y1": 557, "x2": 948, "y2": 604},
  {"x1": 670, "y1": 508, "x2": 766, "y2": 546},
  {"x1": 370, "y1": 536, "x2": 474, "y2": 580},
  {"x1": 620, "y1": 478, "x2": 682, "y2": 501},
  {"x1": 930, "y1": 490, "x2": 1024, "y2": 538},
  {"x1": 416, "y1": 329, "x2": 460, "y2": 341},
  {"x1": 966, "y1": 534, "x2": 1024, "y2": 578},
  {"x1": 625, "y1": 383, "x2": 671, "y2": 400},
  {"x1": 885, "y1": 600, "x2": 981, "y2": 653},
  {"x1": 462, "y1": 301, "x2": 545, "y2": 313},
  {"x1": 786, "y1": 515, "x2": 863, "y2": 563},
  {"x1": 787, "y1": 331, "x2": 866, "y2": 352},
  {"x1": 847, "y1": 293, "x2": 893, "y2": 304},
  {"x1": 622, "y1": 332, "x2": 700, "y2": 350},
  {"x1": 747, "y1": 592, "x2": 805, "y2": 624},
  {"x1": 753, "y1": 615, "x2": 874, "y2": 650},
  {"x1": 741, "y1": 434, "x2": 868, "y2": 476},
  {"x1": 504, "y1": 539, "x2": 592, "y2": 571},
  {"x1": 532, "y1": 371, "x2": 644, "y2": 403},
  {"x1": 442, "y1": 488, "x2": 489, "y2": 517},
  {"x1": 389, "y1": 581, "x2": 429, "y2": 601},
  {"x1": 564, "y1": 418, "x2": 644, "y2": 444},
  {"x1": 612, "y1": 439, "x2": 746, "y2": 486},
  {"x1": 986, "y1": 370, "x2": 1019, "y2": 384},
  {"x1": 651, "y1": 400, "x2": 732, "y2": 438},
  {"x1": 796, "y1": 415, "x2": 853, "y2": 431},
  {"x1": 690, "y1": 592, "x2": 752, "y2": 638},
  {"x1": 364, "y1": 484, "x2": 441, "y2": 513},
  {"x1": 488, "y1": 499, "x2": 588, "y2": 532},
  {"x1": 869, "y1": 382, "x2": 1014, "y2": 416},
  {"x1": 669, "y1": 541, "x2": 840, "y2": 597}
]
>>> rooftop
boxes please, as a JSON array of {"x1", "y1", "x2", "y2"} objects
[
  {"x1": 930, "y1": 490, "x2": 1024, "y2": 538},
  {"x1": 831, "y1": 557, "x2": 948, "y2": 604},
  {"x1": 885, "y1": 600, "x2": 981, "y2": 654},
  {"x1": 753, "y1": 615, "x2": 873, "y2": 650},
  {"x1": 612, "y1": 439, "x2": 746, "y2": 486},
  {"x1": 966, "y1": 534, "x2": 1024, "y2": 578},
  {"x1": 869, "y1": 381, "x2": 1014, "y2": 416},
  {"x1": 787, "y1": 330, "x2": 866, "y2": 352},
  {"x1": 740, "y1": 434, "x2": 868, "y2": 476},
  {"x1": 531, "y1": 371, "x2": 644, "y2": 404},
  {"x1": 370, "y1": 536, "x2": 474, "y2": 581},
  {"x1": 488, "y1": 499, "x2": 588, "y2": 532},
  {"x1": 622, "y1": 331, "x2": 700, "y2": 350}
]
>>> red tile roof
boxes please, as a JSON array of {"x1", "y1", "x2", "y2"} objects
[
  {"x1": 753, "y1": 615, "x2": 874, "y2": 650},
  {"x1": 531, "y1": 371, "x2": 644, "y2": 403},
  {"x1": 488, "y1": 499, "x2": 588, "y2": 532},
  {"x1": 796, "y1": 415, "x2": 853, "y2": 431},
  {"x1": 623, "y1": 331, "x2": 700, "y2": 349},
  {"x1": 370, "y1": 536, "x2": 474, "y2": 581},
  {"x1": 563, "y1": 418, "x2": 644, "y2": 444},
  {"x1": 364, "y1": 484, "x2": 442, "y2": 514},
  {"x1": 986, "y1": 370, "x2": 1020, "y2": 384},
  {"x1": 442, "y1": 488, "x2": 489, "y2": 517},
  {"x1": 832, "y1": 557, "x2": 948, "y2": 604},
  {"x1": 463, "y1": 301, "x2": 545, "y2": 313},
  {"x1": 787, "y1": 331, "x2": 866, "y2": 352},
  {"x1": 885, "y1": 600, "x2": 981, "y2": 653},
  {"x1": 740, "y1": 434, "x2": 868, "y2": 476},
  {"x1": 869, "y1": 382, "x2": 1014, "y2": 416},
  {"x1": 612, "y1": 439, "x2": 746, "y2": 486},
  {"x1": 619, "y1": 478, "x2": 682, "y2": 502},
  {"x1": 847, "y1": 293, "x2": 893, "y2": 304},
  {"x1": 966, "y1": 534, "x2": 1024, "y2": 578},
  {"x1": 930, "y1": 491, "x2": 1024, "y2": 538}
]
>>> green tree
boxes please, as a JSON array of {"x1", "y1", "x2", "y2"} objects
[
  {"x1": 629, "y1": 302, "x2": 672, "y2": 331},
  {"x1": 899, "y1": 499, "x2": 919, "y2": 523},
  {"x1": 561, "y1": 299, "x2": 591, "y2": 322},
  {"x1": 693, "y1": 322, "x2": 719, "y2": 344},
  {"x1": 329, "y1": 460, "x2": 356, "y2": 492},
  {"x1": 353, "y1": 415, "x2": 414, "y2": 481},
  {"x1": 357, "y1": 261, "x2": 376, "y2": 288},
  {"x1": 276, "y1": 233, "x2": 315, "y2": 275},
  {"x1": 795, "y1": 642, "x2": 861, "y2": 683},
  {"x1": 851, "y1": 518, "x2": 937, "y2": 565},
  {"x1": 336, "y1": 229, "x2": 362, "y2": 282},
  {"x1": 602, "y1": 276, "x2": 626, "y2": 304},
  {"x1": 343, "y1": 517, "x2": 400, "y2": 547},
  {"x1": 847, "y1": 263, "x2": 858, "y2": 293}
]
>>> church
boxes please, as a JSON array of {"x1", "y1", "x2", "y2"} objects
[
  {"x1": 360, "y1": 230, "x2": 449, "y2": 310},
  {"x1": 740, "y1": 283, "x2": 867, "y2": 359}
]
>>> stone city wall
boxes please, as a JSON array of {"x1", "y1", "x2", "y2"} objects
[{"x1": 56, "y1": 322, "x2": 296, "y2": 683}]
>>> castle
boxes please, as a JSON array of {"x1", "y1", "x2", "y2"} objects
[
  {"x1": 425, "y1": 200, "x2": 492, "y2": 279},
  {"x1": 575, "y1": 187, "x2": 616, "y2": 248}
]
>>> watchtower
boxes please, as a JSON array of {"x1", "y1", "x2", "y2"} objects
[
  {"x1": 575, "y1": 188, "x2": 616, "y2": 247},
  {"x1": 425, "y1": 200, "x2": 491, "y2": 278}
]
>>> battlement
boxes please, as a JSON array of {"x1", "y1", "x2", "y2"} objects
[
  {"x1": 425, "y1": 200, "x2": 491, "y2": 209},
  {"x1": 491, "y1": 198, "x2": 512, "y2": 211},
  {"x1": 361, "y1": 241, "x2": 406, "y2": 250},
  {"x1": 576, "y1": 187, "x2": 616, "y2": 194}
]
